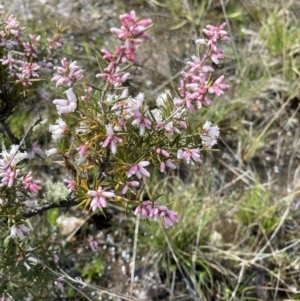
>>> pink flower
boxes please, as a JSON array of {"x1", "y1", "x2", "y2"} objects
[
  {"x1": 134, "y1": 201, "x2": 179, "y2": 228},
  {"x1": 63, "y1": 179, "x2": 76, "y2": 193},
  {"x1": 48, "y1": 36, "x2": 62, "y2": 50},
  {"x1": 202, "y1": 23, "x2": 230, "y2": 43},
  {"x1": 22, "y1": 171, "x2": 41, "y2": 193},
  {"x1": 28, "y1": 141, "x2": 43, "y2": 160},
  {"x1": 127, "y1": 161, "x2": 150, "y2": 179},
  {"x1": 211, "y1": 49, "x2": 225, "y2": 65},
  {"x1": 208, "y1": 75, "x2": 229, "y2": 96},
  {"x1": 102, "y1": 124, "x2": 122, "y2": 154},
  {"x1": 177, "y1": 148, "x2": 202, "y2": 165},
  {"x1": 5, "y1": 14, "x2": 25, "y2": 37},
  {"x1": 53, "y1": 88, "x2": 77, "y2": 115},
  {"x1": 87, "y1": 186, "x2": 115, "y2": 211},
  {"x1": 131, "y1": 110, "x2": 152, "y2": 136},
  {"x1": 96, "y1": 64, "x2": 130, "y2": 87},
  {"x1": 16, "y1": 73, "x2": 32, "y2": 86},
  {"x1": 134, "y1": 200, "x2": 153, "y2": 218},
  {"x1": 53, "y1": 253, "x2": 59, "y2": 263},
  {"x1": 20, "y1": 62, "x2": 40, "y2": 78},
  {"x1": 10, "y1": 224, "x2": 30, "y2": 240},
  {"x1": 54, "y1": 277, "x2": 64, "y2": 291},
  {"x1": 160, "y1": 160, "x2": 176, "y2": 173},
  {"x1": 88, "y1": 237, "x2": 98, "y2": 252},
  {"x1": 156, "y1": 148, "x2": 169, "y2": 157},
  {"x1": 122, "y1": 180, "x2": 139, "y2": 194},
  {"x1": 111, "y1": 11, "x2": 152, "y2": 46},
  {"x1": 77, "y1": 142, "x2": 89, "y2": 157},
  {"x1": 186, "y1": 55, "x2": 214, "y2": 74},
  {"x1": 22, "y1": 34, "x2": 40, "y2": 57},
  {"x1": 150, "y1": 205, "x2": 179, "y2": 228},
  {"x1": 0, "y1": 167, "x2": 20, "y2": 187},
  {"x1": 51, "y1": 58, "x2": 84, "y2": 87},
  {"x1": 0, "y1": 51, "x2": 22, "y2": 70}
]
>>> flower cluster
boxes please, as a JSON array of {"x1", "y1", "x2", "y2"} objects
[
  {"x1": 0, "y1": 12, "x2": 229, "y2": 260},
  {"x1": 45, "y1": 12, "x2": 229, "y2": 229},
  {"x1": 0, "y1": 12, "x2": 61, "y2": 87},
  {"x1": 0, "y1": 146, "x2": 41, "y2": 221},
  {"x1": 51, "y1": 58, "x2": 84, "y2": 87},
  {"x1": 96, "y1": 11, "x2": 152, "y2": 86},
  {"x1": 0, "y1": 9, "x2": 65, "y2": 246},
  {"x1": 134, "y1": 200, "x2": 179, "y2": 228},
  {"x1": 178, "y1": 23, "x2": 230, "y2": 113}
]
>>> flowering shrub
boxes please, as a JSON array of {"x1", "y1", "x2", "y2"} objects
[{"x1": 0, "y1": 8, "x2": 229, "y2": 299}]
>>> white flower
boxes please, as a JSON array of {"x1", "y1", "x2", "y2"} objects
[
  {"x1": 49, "y1": 118, "x2": 67, "y2": 140},
  {"x1": 0, "y1": 145, "x2": 28, "y2": 169},
  {"x1": 23, "y1": 200, "x2": 38, "y2": 207},
  {"x1": 201, "y1": 121, "x2": 220, "y2": 149},
  {"x1": 53, "y1": 88, "x2": 77, "y2": 115},
  {"x1": 156, "y1": 90, "x2": 171, "y2": 107},
  {"x1": 45, "y1": 148, "x2": 58, "y2": 156},
  {"x1": 151, "y1": 109, "x2": 162, "y2": 123},
  {"x1": 10, "y1": 224, "x2": 30, "y2": 240},
  {"x1": 202, "y1": 121, "x2": 220, "y2": 137}
]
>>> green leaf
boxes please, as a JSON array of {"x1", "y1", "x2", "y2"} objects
[{"x1": 47, "y1": 208, "x2": 59, "y2": 226}]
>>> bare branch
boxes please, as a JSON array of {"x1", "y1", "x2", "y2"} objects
[
  {"x1": 0, "y1": 120, "x2": 20, "y2": 144},
  {"x1": 22, "y1": 197, "x2": 78, "y2": 218}
]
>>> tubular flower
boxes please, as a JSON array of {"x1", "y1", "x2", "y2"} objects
[
  {"x1": 201, "y1": 121, "x2": 220, "y2": 149},
  {"x1": 53, "y1": 88, "x2": 77, "y2": 115},
  {"x1": 127, "y1": 161, "x2": 150, "y2": 179},
  {"x1": 134, "y1": 201, "x2": 179, "y2": 228},
  {"x1": 21, "y1": 171, "x2": 42, "y2": 193},
  {"x1": 49, "y1": 118, "x2": 67, "y2": 140},
  {"x1": 177, "y1": 148, "x2": 202, "y2": 165},
  {"x1": 63, "y1": 179, "x2": 76, "y2": 193},
  {"x1": 102, "y1": 124, "x2": 122, "y2": 154},
  {"x1": 0, "y1": 167, "x2": 20, "y2": 187},
  {"x1": 10, "y1": 224, "x2": 30, "y2": 240},
  {"x1": 51, "y1": 58, "x2": 84, "y2": 87}
]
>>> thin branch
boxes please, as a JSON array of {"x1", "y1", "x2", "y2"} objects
[
  {"x1": 0, "y1": 120, "x2": 20, "y2": 144},
  {"x1": 4, "y1": 114, "x2": 42, "y2": 170},
  {"x1": 22, "y1": 197, "x2": 78, "y2": 218}
]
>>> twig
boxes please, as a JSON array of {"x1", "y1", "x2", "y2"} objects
[
  {"x1": 41, "y1": 261, "x2": 139, "y2": 300},
  {"x1": 0, "y1": 120, "x2": 20, "y2": 144},
  {"x1": 4, "y1": 114, "x2": 42, "y2": 170},
  {"x1": 130, "y1": 214, "x2": 140, "y2": 295},
  {"x1": 22, "y1": 197, "x2": 78, "y2": 218},
  {"x1": 230, "y1": 263, "x2": 245, "y2": 301}
]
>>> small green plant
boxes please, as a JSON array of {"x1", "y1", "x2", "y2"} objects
[
  {"x1": 235, "y1": 185, "x2": 280, "y2": 233},
  {"x1": 81, "y1": 257, "x2": 104, "y2": 283}
]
